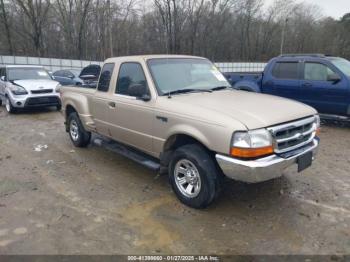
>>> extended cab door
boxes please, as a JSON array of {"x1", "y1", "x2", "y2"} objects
[
  {"x1": 262, "y1": 60, "x2": 301, "y2": 100},
  {"x1": 299, "y1": 61, "x2": 349, "y2": 115},
  {"x1": 90, "y1": 63, "x2": 116, "y2": 137},
  {"x1": 108, "y1": 62, "x2": 155, "y2": 155}
]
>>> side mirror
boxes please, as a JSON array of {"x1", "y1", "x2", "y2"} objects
[
  {"x1": 0, "y1": 76, "x2": 5, "y2": 81},
  {"x1": 328, "y1": 73, "x2": 341, "y2": 84},
  {"x1": 128, "y1": 84, "x2": 151, "y2": 101}
]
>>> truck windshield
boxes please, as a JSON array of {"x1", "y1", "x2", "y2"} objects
[
  {"x1": 8, "y1": 68, "x2": 52, "y2": 81},
  {"x1": 330, "y1": 58, "x2": 350, "y2": 77},
  {"x1": 147, "y1": 58, "x2": 230, "y2": 95}
]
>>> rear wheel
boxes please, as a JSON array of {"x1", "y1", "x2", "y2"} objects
[
  {"x1": 169, "y1": 144, "x2": 222, "y2": 209},
  {"x1": 67, "y1": 112, "x2": 91, "y2": 147},
  {"x1": 5, "y1": 97, "x2": 16, "y2": 113}
]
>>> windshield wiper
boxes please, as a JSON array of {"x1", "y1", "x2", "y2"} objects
[
  {"x1": 166, "y1": 88, "x2": 212, "y2": 98},
  {"x1": 210, "y1": 86, "x2": 232, "y2": 91}
]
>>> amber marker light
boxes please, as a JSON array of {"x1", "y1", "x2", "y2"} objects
[
  {"x1": 230, "y1": 146, "x2": 274, "y2": 158},
  {"x1": 315, "y1": 115, "x2": 321, "y2": 137}
]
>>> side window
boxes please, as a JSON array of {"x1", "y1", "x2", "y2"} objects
[
  {"x1": 116, "y1": 63, "x2": 148, "y2": 96},
  {"x1": 62, "y1": 71, "x2": 69, "y2": 77},
  {"x1": 272, "y1": 62, "x2": 299, "y2": 79},
  {"x1": 97, "y1": 63, "x2": 115, "y2": 92},
  {"x1": 66, "y1": 71, "x2": 74, "y2": 78},
  {"x1": 53, "y1": 70, "x2": 62, "y2": 77},
  {"x1": 304, "y1": 62, "x2": 336, "y2": 81}
]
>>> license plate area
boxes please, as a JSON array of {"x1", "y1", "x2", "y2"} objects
[
  {"x1": 38, "y1": 97, "x2": 50, "y2": 103},
  {"x1": 297, "y1": 151, "x2": 313, "y2": 172}
]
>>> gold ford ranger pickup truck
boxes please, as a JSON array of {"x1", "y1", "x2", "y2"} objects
[{"x1": 60, "y1": 55, "x2": 320, "y2": 208}]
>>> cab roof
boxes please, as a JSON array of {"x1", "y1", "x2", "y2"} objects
[{"x1": 104, "y1": 54, "x2": 207, "y2": 64}]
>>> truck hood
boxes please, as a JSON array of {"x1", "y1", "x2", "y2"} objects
[
  {"x1": 12, "y1": 79, "x2": 59, "y2": 91},
  {"x1": 164, "y1": 90, "x2": 317, "y2": 130}
]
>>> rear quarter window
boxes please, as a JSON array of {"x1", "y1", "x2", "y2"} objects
[
  {"x1": 97, "y1": 63, "x2": 115, "y2": 92},
  {"x1": 272, "y1": 62, "x2": 299, "y2": 80}
]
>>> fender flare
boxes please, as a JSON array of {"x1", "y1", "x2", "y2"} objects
[{"x1": 233, "y1": 80, "x2": 261, "y2": 93}]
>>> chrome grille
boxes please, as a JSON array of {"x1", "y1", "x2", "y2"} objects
[
  {"x1": 268, "y1": 117, "x2": 316, "y2": 154},
  {"x1": 31, "y1": 89, "x2": 53, "y2": 94}
]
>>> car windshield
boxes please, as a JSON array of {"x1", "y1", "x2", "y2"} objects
[
  {"x1": 8, "y1": 68, "x2": 52, "y2": 81},
  {"x1": 147, "y1": 58, "x2": 231, "y2": 95},
  {"x1": 330, "y1": 58, "x2": 350, "y2": 77}
]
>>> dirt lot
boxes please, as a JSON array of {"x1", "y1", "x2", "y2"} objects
[{"x1": 0, "y1": 106, "x2": 349, "y2": 255}]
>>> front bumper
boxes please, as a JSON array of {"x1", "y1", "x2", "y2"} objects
[
  {"x1": 8, "y1": 92, "x2": 61, "y2": 108},
  {"x1": 216, "y1": 138, "x2": 319, "y2": 183}
]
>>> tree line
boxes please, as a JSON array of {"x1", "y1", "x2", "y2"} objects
[{"x1": 0, "y1": 0, "x2": 349, "y2": 62}]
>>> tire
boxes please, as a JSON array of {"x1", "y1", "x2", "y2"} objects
[
  {"x1": 56, "y1": 104, "x2": 62, "y2": 111},
  {"x1": 0, "y1": 98, "x2": 2, "y2": 106},
  {"x1": 169, "y1": 144, "x2": 222, "y2": 209},
  {"x1": 5, "y1": 96, "x2": 16, "y2": 114},
  {"x1": 67, "y1": 112, "x2": 91, "y2": 147}
]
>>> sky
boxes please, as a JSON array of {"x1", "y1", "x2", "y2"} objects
[{"x1": 265, "y1": 0, "x2": 350, "y2": 19}]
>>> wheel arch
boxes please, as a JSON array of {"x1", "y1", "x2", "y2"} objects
[
  {"x1": 233, "y1": 80, "x2": 261, "y2": 92},
  {"x1": 65, "y1": 104, "x2": 78, "y2": 132},
  {"x1": 65, "y1": 104, "x2": 78, "y2": 118},
  {"x1": 160, "y1": 132, "x2": 213, "y2": 169}
]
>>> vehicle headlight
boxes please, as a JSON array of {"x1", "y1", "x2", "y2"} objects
[
  {"x1": 55, "y1": 84, "x2": 62, "y2": 93},
  {"x1": 9, "y1": 85, "x2": 28, "y2": 95},
  {"x1": 231, "y1": 129, "x2": 273, "y2": 159}
]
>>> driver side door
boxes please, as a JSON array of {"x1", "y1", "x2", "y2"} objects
[{"x1": 108, "y1": 62, "x2": 155, "y2": 155}]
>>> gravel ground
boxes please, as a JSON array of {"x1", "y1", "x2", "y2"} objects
[{"x1": 0, "y1": 106, "x2": 349, "y2": 255}]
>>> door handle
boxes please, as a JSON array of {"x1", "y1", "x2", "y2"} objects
[
  {"x1": 108, "y1": 101, "x2": 116, "y2": 108},
  {"x1": 302, "y1": 82, "x2": 312, "y2": 87}
]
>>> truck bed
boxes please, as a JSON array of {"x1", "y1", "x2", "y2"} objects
[
  {"x1": 61, "y1": 85, "x2": 96, "y2": 95},
  {"x1": 223, "y1": 72, "x2": 263, "y2": 87}
]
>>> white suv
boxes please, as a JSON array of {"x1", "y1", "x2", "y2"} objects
[{"x1": 0, "y1": 65, "x2": 61, "y2": 113}]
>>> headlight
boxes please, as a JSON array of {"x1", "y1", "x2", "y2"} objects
[
  {"x1": 9, "y1": 85, "x2": 27, "y2": 95},
  {"x1": 231, "y1": 129, "x2": 273, "y2": 159},
  {"x1": 55, "y1": 84, "x2": 62, "y2": 93}
]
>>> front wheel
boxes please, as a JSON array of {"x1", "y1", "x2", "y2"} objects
[
  {"x1": 56, "y1": 104, "x2": 62, "y2": 111},
  {"x1": 169, "y1": 144, "x2": 222, "y2": 209},
  {"x1": 67, "y1": 112, "x2": 91, "y2": 147},
  {"x1": 5, "y1": 97, "x2": 16, "y2": 113}
]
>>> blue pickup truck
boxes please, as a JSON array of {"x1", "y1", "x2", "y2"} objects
[{"x1": 224, "y1": 54, "x2": 350, "y2": 119}]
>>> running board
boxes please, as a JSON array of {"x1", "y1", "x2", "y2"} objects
[
  {"x1": 319, "y1": 114, "x2": 350, "y2": 122},
  {"x1": 92, "y1": 135, "x2": 160, "y2": 171}
]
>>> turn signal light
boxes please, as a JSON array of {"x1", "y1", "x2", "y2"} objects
[
  {"x1": 230, "y1": 146, "x2": 274, "y2": 159},
  {"x1": 316, "y1": 128, "x2": 321, "y2": 136}
]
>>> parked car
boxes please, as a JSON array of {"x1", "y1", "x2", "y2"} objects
[
  {"x1": 79, "y1": 64, "x2": 101, "y2": 88},
  {"x1": 0, "y1": 65, "x2": 61, "y2": 113},
  {"x1": 60, "y1": 55, "x2": 320, "y2": 208},
  {"x1": 53, "y1": 69, "x2": 83, "y2": 86},
  {"x1": 224, "y1": 54, "x2": 350, "y2": 120}
]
